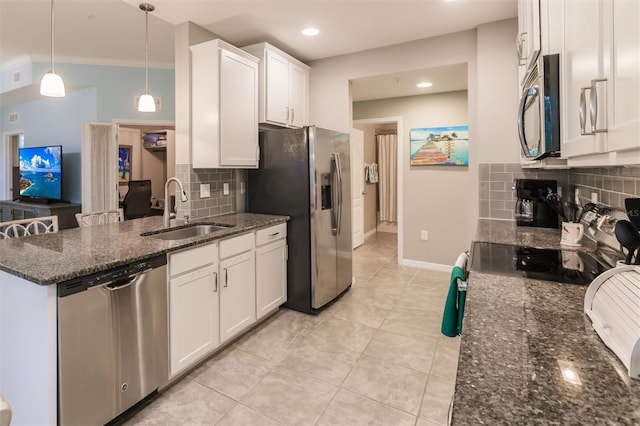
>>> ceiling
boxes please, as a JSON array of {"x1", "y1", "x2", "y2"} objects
[{"x1": 0, "y1": 0, "x2": 516, "y2": 101}]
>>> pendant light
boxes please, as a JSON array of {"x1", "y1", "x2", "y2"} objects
[
  {"x1": 137, "y1": 3, "x2": 156, "y2": 112},
  {"x1": 40, "y1": 0, "x2": 65, "y2": 97}
]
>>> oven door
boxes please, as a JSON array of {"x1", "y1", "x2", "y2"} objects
[{"x1": 518, "y1": 74, "x2": 542, "y2": 159}]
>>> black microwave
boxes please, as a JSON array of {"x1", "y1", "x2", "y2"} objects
[{"x1": 518, "y1": 54, "x2": 561, "y2": 160}]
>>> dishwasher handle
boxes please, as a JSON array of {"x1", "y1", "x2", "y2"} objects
[{"x1": 104, "y1": 275, "x2": 139, "y2": 291}]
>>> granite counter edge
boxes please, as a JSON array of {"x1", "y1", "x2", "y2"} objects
[{"x1": 0, "y1": 215, "x2": 289, "y2": 286}]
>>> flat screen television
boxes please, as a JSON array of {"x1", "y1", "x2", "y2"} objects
[{"x1": 18, "y1": 145, "x2": 63, "y2": 203}]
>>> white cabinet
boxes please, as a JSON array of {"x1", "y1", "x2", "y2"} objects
[
  {"x1": 560, "y1": 0, "x2": 640, "y2": 165},
  {"x1": 517, "y1": 0, "x2": 541, "y2": 73},
  {"x1": 190, "y1": 39, "x2": 260, "y2": 168},
  {"x1": 167, "y1": 223, "x2": 288, "y2": 376},
  {"x1": 242, "y1": 42, "x2": 310, "y2": 128},
  {"x1": 255, "y1": 224, "x2": 287, "y2": 319},
  {"x1": 219, "y1": 233, "x2": 256, "y2": 342},
  {"x1": 168, "y1": 243, "x2": 219, "y2": 377}
]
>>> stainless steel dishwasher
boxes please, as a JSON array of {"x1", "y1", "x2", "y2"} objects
[{"x1": 58, "y1": 255, "x2": 168, "y2": 426}]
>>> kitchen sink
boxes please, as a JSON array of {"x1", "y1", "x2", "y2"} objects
[{"x1": 142, "y1": 224, "x2": 232, "y2": 241}]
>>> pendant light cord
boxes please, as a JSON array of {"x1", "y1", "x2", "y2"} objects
[
  {"x1": 144, "y1": 8, "x2": 149, "y2": 93},
  {"x1": 50, "y1": 0, "x2": 55, "y2": 72}
]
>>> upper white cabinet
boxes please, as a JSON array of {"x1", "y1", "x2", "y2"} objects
[
  {"x1": 242, "y1": 42, "x2": 310, "y2": 128},
  {"x1": 517, "y1": 0, "x2": 541, "y2": 72},
  {"x1": 190, "y1": 39, "x2": 260, "y2": 168},
  {"x1": 560, "y1": 0, "x2": 640, "y2": 165}
]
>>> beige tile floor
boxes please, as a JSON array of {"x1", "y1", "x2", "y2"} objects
[{"x1": 126, "y1": 232, "x2": 460, "y2": 426}]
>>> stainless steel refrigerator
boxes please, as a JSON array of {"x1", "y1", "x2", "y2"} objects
[{"x1": 247, "y1": 126, "x2": 352, "y2": 314}]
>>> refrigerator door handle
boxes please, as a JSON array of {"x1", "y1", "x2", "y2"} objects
[
  {"x1": 334, "y1": 153, "x2": 343, "y2": 235},
  {"x1": 330, "y1": 153, "x2": 338, "y2": 235}
]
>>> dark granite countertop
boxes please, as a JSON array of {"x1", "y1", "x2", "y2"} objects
[
  {"x1": 452, "y1": 220, "x2": 640, "y2": 424},
  {"x1": 0, "y1": 212, "x2": 288, "y2": 286}
]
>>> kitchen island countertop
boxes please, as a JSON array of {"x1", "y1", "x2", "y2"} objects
[
  {"x1": 0, "y1": 212, "x2": 288, "y2": 286},
  {"x1": 452, "y1": 219, "x2": 640, "y2": 424}
]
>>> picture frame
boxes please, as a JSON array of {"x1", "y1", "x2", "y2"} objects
[
  {"x1": 410, "y1": 126, "x2": 469, "y2": 166},
  {"x1": 118, "y1": 145, "x2": 132, "y2": 184}
]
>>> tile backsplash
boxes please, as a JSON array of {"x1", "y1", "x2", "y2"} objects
[
  {"x1": 175, "y1": 164, "x2": 236, "y2": 220},
  {"x1": 569, "y1": 167, "x2": 640, "y2": 209},
  {"x1": 479, "y1": 164, "x2": 640, "y2": 220}
]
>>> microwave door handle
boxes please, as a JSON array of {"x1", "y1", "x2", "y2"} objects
[{"x1": 518, "y1": 88, "x2": 533, "y2": 157}]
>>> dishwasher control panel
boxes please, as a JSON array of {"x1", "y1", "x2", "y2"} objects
[{"x1": 58, "y1": 255, "x2": 167, "y2": 297}]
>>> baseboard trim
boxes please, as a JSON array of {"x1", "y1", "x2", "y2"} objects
[
  {"x1": 400, "y1": 259, "x2": 452, "y2": 272},
  {"x1": 364, "y1": 229, "x2": 377, "y2": 239}
]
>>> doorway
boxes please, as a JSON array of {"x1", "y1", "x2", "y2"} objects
[
  {"x1": 79, "y1": 119, "x2": 174, "y2": 214},
  {"x1": 2, "y1": 131, "x2": 24, "y2": 200},
  {"x1": 353, "y1": 117, "x2": 403, "y2": 261}
]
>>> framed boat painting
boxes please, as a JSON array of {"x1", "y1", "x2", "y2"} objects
[{"x1": 410, "y1": 126, "x2": 469, "y2": 166}]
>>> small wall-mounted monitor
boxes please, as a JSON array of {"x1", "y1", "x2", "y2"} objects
[{"x1": 18, "y1": 145, "x2": 63, "y2": 204}]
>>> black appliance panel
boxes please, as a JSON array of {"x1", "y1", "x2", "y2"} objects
[{"x1": 470, "y1": 242, "x2": 608, "y2": 285}]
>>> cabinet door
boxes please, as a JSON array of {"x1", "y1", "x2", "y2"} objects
[
  {"x1": 265, "y1": 50, "x2": 289, "y2": 125},
  {"x1": 169, "y1": 263, "x2": 219, "y2": 376},
  {"x1": 518, "y1": 0, "x2": 541, "y2": 70},
  {"x1": 604, "y1": 0, "x2": 640, "y2": 153},
  {"x1": 288, "y1": 62, "x2": 308, "y2": 128},
  {"x1": 220, "y1": 48, "x2": 259, "y2": 167},
  {"x1": 256, "y1": 240, "x2": 287, "y2": 320},
  {"x1": 220, "y1": 252, "x2": 256, "y2": 342},
  {"x1": 561, "y1": 0, "x2": 606, "y2": 157}
]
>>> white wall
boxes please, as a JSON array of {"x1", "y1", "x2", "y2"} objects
[
  {"x1": 309, "y1": 19, "x2": 519, "y2": 266},
  {"x1": 354, "y1": 92, "x2": 470, "y2": 266},
  {"x1": 476, "y1": 19, "x2": 520, "y2": 163}
]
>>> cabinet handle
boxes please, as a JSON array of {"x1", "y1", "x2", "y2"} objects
[
  {"x1": 224, "y1": 268, "x2": 228, "y2": 287},
  {"x1": 269, "y1": 232, "x2": 280, "y2": 238},
  {"x1": 291, "y1": 108, "x2": 295, "y2": 123},
  {"x1": 213, "y1": 272, "x2": 218, "y2": 292},
  {"x1": 285, "y1": 107, "x2": 290, "y2": 122},
  {"x1": 516, "y1": 32, "x2": 527, "y2": 63},
  {"x1": 589, "y1": 78, "x2": 608, "y2": 134},
  {"x1": 579, "y1": 87, "x2": 594, "y2": 136}
]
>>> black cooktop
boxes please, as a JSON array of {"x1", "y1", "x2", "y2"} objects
[{"x1": 469, "y1": 241, "x2": 611, "y2": 285}]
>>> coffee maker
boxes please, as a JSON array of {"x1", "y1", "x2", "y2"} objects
[{"x1": 514, "y1": 178, "x2": 559, "y2": 228}]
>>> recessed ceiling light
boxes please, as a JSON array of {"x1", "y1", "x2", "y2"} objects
[
  {"x1": 417, "y1": 82, "x2": 433, "y2": 88},
  {"x1": 302, "y1": 27, "x2": 319, "y2": 36}
]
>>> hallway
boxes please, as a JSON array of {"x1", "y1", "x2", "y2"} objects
[{"x1": 127, "y1": 232, "x2": 460, "y2": 426}]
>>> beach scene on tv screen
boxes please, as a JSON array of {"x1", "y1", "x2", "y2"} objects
[{"x1": 19, "y1": 146, "x2": 62, "y2": 200}]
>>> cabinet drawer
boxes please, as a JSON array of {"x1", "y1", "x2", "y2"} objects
[
  {"x1": 256, "y1": 223, "x2": 287, "y2": 246},
  {"x1": 219, "y1": 232, "x2": 254, "y2": 259},
  {"x1": 169, "y1": 242, "x2": 218, "y2": 277}
]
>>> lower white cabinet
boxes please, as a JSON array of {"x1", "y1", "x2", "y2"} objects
[
  {"x1": 220, "y1": 251, "x2": 256, "y2": 342},
  {"x1": 256, "y1": 226, "x2": 287, "y2": 319},
  {"x1": 168, "y1": 243, "x2": 219, "y2": 377},
  {"x1": 167, "y1": 223, "x2": 288, "y2": 377}
]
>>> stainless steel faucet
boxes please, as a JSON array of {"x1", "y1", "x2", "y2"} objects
[{"x1": 163, "y1": 177, "x2": 189, "y2": 228}]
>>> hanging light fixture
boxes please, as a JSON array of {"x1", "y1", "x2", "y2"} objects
[
  {"x1": 40, "y1": 0, "x2": 65, "y2": 97},
  {"x1": 137, "y1": 3, "x2": 156, "y2": 112}
]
